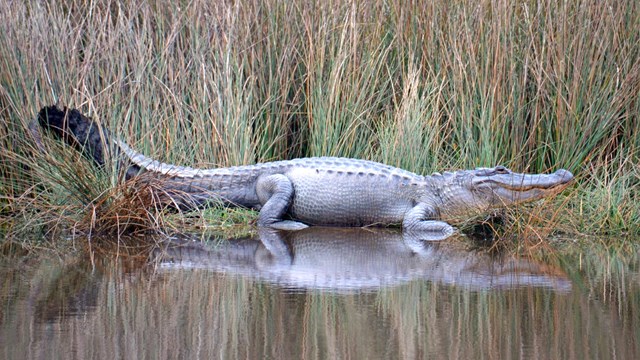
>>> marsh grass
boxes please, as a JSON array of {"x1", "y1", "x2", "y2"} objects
[{"x1": 0, "y1": 0, "x2": 638, "y2": 250}]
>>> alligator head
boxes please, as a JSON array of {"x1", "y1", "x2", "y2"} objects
[{"x1": 438, "y1": 166, "x2": 574, "y2": 219}]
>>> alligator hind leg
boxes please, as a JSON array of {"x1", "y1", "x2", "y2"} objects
[
  {"x1": 256, "y1": 174, "x2": 309, "y2": 231},
  {"x1": 403, "y1": 203, "x2": 455, "y2": 241}
]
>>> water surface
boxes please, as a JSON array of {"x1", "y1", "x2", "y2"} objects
[{"x1": 1, "y1": 228, "x2": 638, "y2": 359}]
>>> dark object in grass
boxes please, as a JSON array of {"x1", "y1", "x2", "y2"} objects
[
  {"x1": 33, "y1": 106, "x2": 140, "y2": 179},
  {"x1": 37, "y1": 106, "x2": 108, "y2": 166}
]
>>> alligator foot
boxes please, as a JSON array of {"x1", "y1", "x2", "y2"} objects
[
  {"x1": 403, "y1": 222, "x2": 456, "y2": 241},
  {"x1": 264, "y1": 220, "x2": 309, "y2": 231},
  {"x1": 401, "y1": 224, "x2": 455, "y2": 254},
  {"x1": 256, "y1": 174, "x2": 307, "y2": 230},
  {"x1": 402, "y1": 203, "x2": 456, "y2": 241}
]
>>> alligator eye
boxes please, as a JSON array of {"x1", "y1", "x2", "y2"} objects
[{"x1": 494, "y1": 166, "x2": 509, "y2": 174}]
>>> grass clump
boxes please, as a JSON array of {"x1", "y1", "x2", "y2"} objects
[{"x1": 0, "y1": 0, "x2": 638, "y2": 251}]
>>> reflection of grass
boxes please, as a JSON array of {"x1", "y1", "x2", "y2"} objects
[
  {"x1": 4, "y1": 247, "x2": 637, "y2": 359},
  {"x1": 0, "y1": 0, "x2": 638, "y2": 252}
]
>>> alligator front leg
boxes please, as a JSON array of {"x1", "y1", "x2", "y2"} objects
[
  {"x1": 402, "y1": 203, "x2": 455, "y2": 241},
  {"x1": 256, "y1": 174, "x2": 309, "y2": 230}
]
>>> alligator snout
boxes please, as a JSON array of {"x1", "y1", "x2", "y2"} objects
[{"x1": 554, "y1": 169, "x2": 574, "y2": 184}]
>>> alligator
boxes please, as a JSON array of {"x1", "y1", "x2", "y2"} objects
[
  {"x1": 34, "y1": 105, "x2": 574, "y2": 240},
  {"x1": 155, "y1": 227, "x2": 572, "y2": 292}
]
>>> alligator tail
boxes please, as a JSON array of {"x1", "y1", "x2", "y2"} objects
[
  {"x1": 35, "y1": 105, "x2": 204, "y2": 179},
  {"x1": 36, "y1": 106, "x2": 109, "y2": 166},
  {"x1": 35, "y1": 105, "x2": 141, "y2": 178}
]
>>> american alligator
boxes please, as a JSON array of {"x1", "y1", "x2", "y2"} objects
[
  {"x1": 155, "y1": 227, "x2": 572, "y2": 292},
  {"x1": 35, "y1": 106, "x2": 574, "y2": 240}
]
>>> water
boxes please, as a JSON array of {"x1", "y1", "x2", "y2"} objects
[{"x1": 1, "y1": 228, "x2": 638, "y2": 359}]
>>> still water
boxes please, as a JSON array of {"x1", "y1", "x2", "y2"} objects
[{"x1": 1, "y1": 227, "x2": 639, "y2": 359}]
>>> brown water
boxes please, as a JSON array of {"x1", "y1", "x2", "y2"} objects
[{"x1": 1, "y1": 228, "x2": 639, "y2": 359}]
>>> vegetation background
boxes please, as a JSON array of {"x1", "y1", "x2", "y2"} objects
[{"x1": 0, "y1": 0, "x2": 638, "y2": 246}]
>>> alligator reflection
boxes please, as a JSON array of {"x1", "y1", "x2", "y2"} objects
[{"x1": 154, "y1": 227, "x2": 571, "y2": 292}]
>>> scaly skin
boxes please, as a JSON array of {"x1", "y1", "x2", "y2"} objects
[{"x1": 36, "y1": 106, "x2": 574, "y2": 240}]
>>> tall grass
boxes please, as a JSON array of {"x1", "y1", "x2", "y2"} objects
[{"x1": 0, "y1": 0, "x2": 638, "y2": 243}]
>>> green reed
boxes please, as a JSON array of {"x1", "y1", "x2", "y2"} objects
[{"x1": 0, "y1": 0, "x2": 638, "y2": 244}]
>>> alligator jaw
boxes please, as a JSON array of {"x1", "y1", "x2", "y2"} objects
[
  {"x1": 473, "y1": 169, "x2": 572, "y2": 188},
  {"x1": 473, "y1": 169, "x2": 574, "y2": 205}
]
